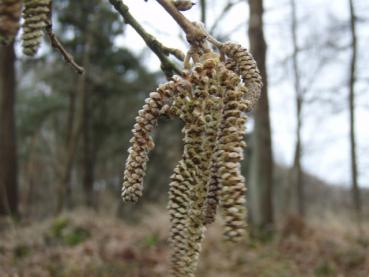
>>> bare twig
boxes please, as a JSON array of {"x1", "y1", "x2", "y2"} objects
[
  {"x1": 46, "y1": 2, "x2": 85, "y2": 75},
  {"x1": 45, "y1": 27, "x2": 85, "y2": 75},
  {"x1": 155, "y1": 0, "x2": 206, "y2": 45},
  {"x1": 109, "y1": 0, "x2": 183, "y2": 78}
]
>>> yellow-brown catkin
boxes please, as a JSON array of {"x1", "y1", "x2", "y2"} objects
[
  {"x1": 22, "y1": 0, "x2": 51, "y2": 56},
  {"x1": 221, "y1": 42, "x2": 262, "y2": 112},
  {"x1": 122, "y1": 43, "x2": 262, "y2": 277},
  {"x1": 202, "y1": 61, "x2": 224, "y2": 225},
  {"x1": 168, "y1": 159, "x2": 193, "y2": 277},
  {"x1": 167, "y1": 76, "x2": 194, "y2": 277},
  {"x1": 217, "y1": 65, "x2": 248, "y2": 242},
  {"x1": 183, "y1": 63, "x2": 210, "y2": 276},
  {"x1": 0, "y1": 0, "x2": 22, "y2": 45},
  {"x1": 122, "y1": 80, "x2": 182, "y2": 202}
]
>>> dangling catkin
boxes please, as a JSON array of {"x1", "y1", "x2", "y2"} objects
[
  {"x1": 0, "y1": 0, "x2": 22, "y2": 45},
  {"x1": 217, "y1": 65, "x2": 248, "y2": 242},
  {"x1": 202, "y1": 61, "x2": 224, "y2": 225},
  {"x1": 122, "y1": 40, "x2": 262, "y2": 277},
  {"x1": 22, "y1": 0, "x2": 51, "y2": 56},
  {"x1": 221, "y1": 42, "x2": 263, "y2": 112},
  {"x1": 122, "y1": 80, "x2": 184, "y2": 202}
]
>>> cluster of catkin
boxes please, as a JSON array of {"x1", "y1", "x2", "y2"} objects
[
  {"x1": 122, "y1": 42, "x2": 262, "y2": 277},
  {"x1": 0, "y1": 0, "x2": 51, "y2": 56}
]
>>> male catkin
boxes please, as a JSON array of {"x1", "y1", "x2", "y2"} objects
[
  {"x1": 0, "y1": 0, "x2": 22, "y2": 45},
  {"x1": 122, "y1": 41, "x2": 262, "y2": 277},
  {"x1": 22, "y1": 0, "x2": 51, "y2": 56}
]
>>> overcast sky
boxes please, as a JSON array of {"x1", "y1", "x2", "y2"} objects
[{"x1": 115, "y1": 0, "x2": 369, "y2": 187}]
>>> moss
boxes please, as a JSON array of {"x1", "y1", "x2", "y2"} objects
[
  {"x1": 62, "y1": 226, "x2": 90, "y2": 246},
  {"x1": 314, "y1": 261, "x2": 337, "y2": 276},
  {"x1": 13, "y1": 244, "x2": 31, "y2": 259}
]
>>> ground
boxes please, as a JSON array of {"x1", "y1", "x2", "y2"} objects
[{"x1": 0, "y1": 208, "x2": 368, "y2": 277}]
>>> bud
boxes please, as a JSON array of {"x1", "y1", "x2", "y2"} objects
[{"x1": 172, "y1": 0, "x2": 195, "y2": 11}]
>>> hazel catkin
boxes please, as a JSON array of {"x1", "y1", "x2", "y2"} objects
[
  {"x1": 122, "y1": 80, "x2": 181, "y2": 202},
  {"x1": 0, "y1": 0, "x2": 22, "y2": 45},
  {"x1": 22, "y1": 0, "x2": 51, "y2": 56},
  {"x1": 121, "y1": 41, "x2": 262, "y2": 277},
  {"x1": 220, "y1": 42, "x2": 263, "y2": 112}
]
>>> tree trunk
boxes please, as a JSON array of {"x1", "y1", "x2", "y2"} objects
[
  {"x1": 200, "y1": 0, "x2": 206, "y2": 25},
  {"x1": 289, "y1": 0, "x2": 304, "y2": 217},
  {"x1": 348, "y1": 0, "x2": 362, "y2": 231},
  {"x1": 0, "y1": 42, "x2": 18, "y2": 217},
  {"x1": 55, "y1": 31, "x2": 91, "y2": 213},
  {"x1": 82, "y1": 82, "x2": 96, "y2": 209},
  {"x1": 248, "y1": 0, "x2": 274, "y2": 232},
  {"x1": 64, "y1": 89, "x2": 77, "y2": 204},
  {"x1": 56, "y1": 72, "x2": 85, "y2": 214}
]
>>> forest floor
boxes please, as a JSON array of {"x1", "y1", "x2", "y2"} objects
[{"x1": 0, "y1": 207, "x2": 369, "y2": 277}]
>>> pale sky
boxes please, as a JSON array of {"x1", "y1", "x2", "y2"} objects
[{"x1": 114, "y1": 0, "x2": 369, "y2": 187}]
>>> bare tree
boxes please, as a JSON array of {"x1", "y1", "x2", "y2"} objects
[
  {"x1": 289, "y1": 0, "x2": 304, "y2": 217},
  {"x1": 0, "y1": 42, "x2": 18, "y2": 217},
  {"x1": 348, "y1": 0, "x2": 362, "y2": 231},
  {"x1": 248, "y1": 0, "x2": 273, "y2": 231}
]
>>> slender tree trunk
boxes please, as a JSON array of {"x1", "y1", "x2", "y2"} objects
[
  {"x1": 348, "y1": 0, "x2": 362, "y2": 231},
  {"x1": 56, "y1": 72, "x2": 86, "y2": 214},
  {"x1": 0, "y1": 42, "x2": 18, "y2": 217},
  {"x1": 64, "y1": 89, "x2": 76, "y2": 203},
  {"x1": 55, "y1": 30, "x2": 92, "y2": 213},
  {"x1": 82, "y1": 84, "x2": 96, "y2": 209},
  {"x1": 289, "y1": 0, "x2": 304, "y2": 217},
  {"x1": 248, "y1": 0, "x2": 273, "y2": 232},
  {"x1": 200, "y1": 0, "x2": 206, "y2": 25}
]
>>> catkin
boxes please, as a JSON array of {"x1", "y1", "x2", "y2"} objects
[
  {"x1": 0, "y1": 0, "x2": 22, "y2": 45},
  {"x1": 167, "y1": 76, "x2": 194, "y2": 277},
  {"x1": 202, "y1": 62, "x2": 224, "y2": 225},
  {"x1": 22, "y1": 0, "x2": 51, "y2": 56},
  {"x1": 122, "y1": 40, "x2": 262, "y2": 277},
  {"x1": 168, "y1": 159, "x2": 193, "y2": 276},
  {"x1": 122, "y1": 80, "x2": 182, "y2": 202},
  {"x1": 217, "y1": 65, "x2": 248, "y2": 242},
  {"x1": 221, "y1": 42, "x2": 263, "y2": 112},
  {"x1": 183, "y1": 63, "x2": 212, "y2": 275}
]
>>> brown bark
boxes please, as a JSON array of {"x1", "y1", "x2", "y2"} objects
[
  {"x1": 348, "y1": 0, "x2": 362, "y2": 231},
  {"x1": 55, "y1": 29, "x2": 92, "y2": 213},
  {"x1": 82, "y1": 81, "x2": 96, "y2": 209},
  {"x1": 0, "y1": 42, "x2": 18, "y2": 217},
  {"x1": 55, "y1": 71, "x2": 85, "y2": 214},
  {"x1": 248, "y1": 0, "x2": 273, "y2": 231}
]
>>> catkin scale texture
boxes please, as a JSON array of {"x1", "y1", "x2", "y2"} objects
[
  {"x1": 122, "y1": 42, "x2": 262, "y2": 277},
  {"x1": 221, "y1": 42, "x2": 263, "y2": 112},
  {"x1": 122, "y1": 80, "x2": 187, "y2": 202},
  {"x1": 22, "y1": 0, "x2": 51, "y2": 56},
  {"x1": 0, "y1": 0, "x2": 22, "y2": 45}
]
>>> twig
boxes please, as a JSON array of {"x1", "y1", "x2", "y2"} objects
[
  {"x1": 109, "y1": 0, "x2": 183, "y2": 78},
  {"x1": 44, "y1": 2, "x2": 84, "y2": 74},
  {"x1": 155, "y1": 0, "x2": 223, "y2": 49},
  {"x1": 155, "y1": 0, "x2": 206, "y2": 45},
  {"x1": 45, "y1": 27, "x2": 85, "y2": 75}
]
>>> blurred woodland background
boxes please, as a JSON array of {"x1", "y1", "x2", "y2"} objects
[{"x1": 0, "y1": 0, "x2": 369, "y2": 276}]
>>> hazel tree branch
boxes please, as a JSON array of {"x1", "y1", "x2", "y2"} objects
[
  {"x1": 45, "y1": 27, "x2": 85, "y2": 75},
  {"x1": 46, "y1": 2, "x2": 85, "y2": 75},
  {"x1": 155, "y1": 0, "x2": 206, "y2": 45},
  {"x1": 109, "y1": 0, "x2": 183, "y2": 78}
]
